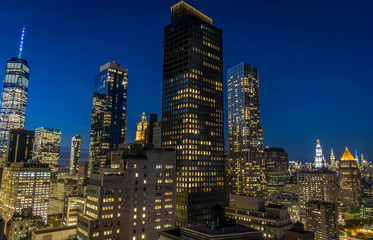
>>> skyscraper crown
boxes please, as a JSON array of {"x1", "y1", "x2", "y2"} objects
[{"x1": 340, "y1": 147, "x2": 355, "y2": 161}]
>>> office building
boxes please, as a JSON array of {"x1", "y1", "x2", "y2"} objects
[
  {"x1": 330, "y1": 149, "x2": 336, "y2": 171},
  {"x1": 305, "y1": 201, "x2": 339, "y2": 240},
  {"x1": 31, "y1": 226, "x2": 77, "y2": 240},
  {"x1": 135, "y1": 112, "x2": 148, "y2": 143},
  {"x1": 88, "y1": 61, "x2": 128, "y2": 175},
  {"x1": 6, "y1": 129, "x2": 34, "y2": 166},
  {"x1": 63, "y1": 195, "x2": 82, "y2": 226},
  {"x1": 0, "y1": 27, "x2": 30, "y2": 166},
  {"x1": 314, "y1": 139, "x2": 326, "y2": 168},
  {"x1": 77, "y1": 146, "x2": 176, "y2": 240},
  {"x1": 264, "y1": 147, "x2": 288, "y2": 202},
  {"x1": 227, "y1": 62, "x2": 266, "y2": 198},
  {"x1": 339, "y1": 147, "x2": 361, "y2": 210},
  {"x1": 226, "y1": 195, "x2": 293, "y2": 239},
  {"x1": 69, "y1": 134, "x2": 82, "y2": 175},
  {"x1": 284, "y1": 222, "x2": 314, "y2": 240},
  {"x1": 6, "y1": 207, "x2": 33, "y2": 240},
  {"x1": 145, "y1": 113, "x2": 158, "y2": 144},
  {"x1": 153, "y1": 121, "x2": 162, "y2": 148},
  {"x1": 162, "y1": 1, "x2": 224, "y2": 226},
  {"x1": 32, "y1": 127, "x2": 61, "y2": 169},
  {"x1": 0, "y1": 161, "x2": 51, "y2": 223},
  {"x1": 297, "y1": 169, "x2": 337, "y2": 221}
]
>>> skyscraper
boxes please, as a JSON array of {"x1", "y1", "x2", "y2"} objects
[
  {"x1": 32, "y1": 127, "x2": 61, "y2": 169},
  {"x1": 0, "y1": 161, "x2": 51, "y2": 223},
  {"x1": 227, "y1": 62, "x2": 266, "y2": 197},
  {"x1": 330, "y1": 148, "x2": 336, "y2": 171},
  {"x1": 305, "y1": 201, "x2": 339, "y2": 240},
  {"x1": 6, "y1": 129, "x2": 34, "y2": 166},
  {"x1": 69, "y1": 134, "x2": 82, "y2": 175},
  {"x1": 162, "y1": 1, "x2": 224, "y2": 226},
  {"x1": 0, "y1": 26, "x2": 30, "y2": 166},
  {"x1": 145, "y1": 113, "x2": 158, "y2": 144},
  {"x1": 264, "y1": 147, "x2": 288, "y2": 202},
  {"x1": 339, "y1": 147, "x2": 361, "y2": 210},
  {"x1": 135, "y1": 112, "x2": 148, "y2": 143},
  {"x1": 88, "y1": 62, "x2": 128, "y2": 175},
  {"x1": 314, "y1": 139, "x2": 326, "y2": 168}
]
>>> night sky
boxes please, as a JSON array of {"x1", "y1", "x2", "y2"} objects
[{"x1": 0, "y1": 0, "x2": 372, "y2": 165}]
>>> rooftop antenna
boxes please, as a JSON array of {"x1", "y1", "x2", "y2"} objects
[{"x1": 18, "y1": 25, "x2": 25, "y2": 59}]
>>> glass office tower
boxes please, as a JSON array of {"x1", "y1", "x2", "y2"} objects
[
  {"x1": 227, "y1": 62, "x2": 266, "y2": 197},
  {"x1": 88, "y1": 62, "x2": 128, "y2": 175},
  {"x1": 32, "y1": 127, "x2": 62, "y2": 169},
  {"x1": 162, "y1": 1, "x2": 224, "y2": 226},
  {"x1": 0, "y1": 58, "x2": 30, "y2": 166},
  {"x1": 70, "y1": 134, "x2": 82, "y2": 175},
  {"x1": 6, "y1": 129, "x2": 34, "y2": 166}
]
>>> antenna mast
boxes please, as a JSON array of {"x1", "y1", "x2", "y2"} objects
[{"x1": 18, "y1": 25, "x2": 25, "y2": 58}]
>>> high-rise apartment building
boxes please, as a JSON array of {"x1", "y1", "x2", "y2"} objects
[
  {"x1": 339, "y1": 147, "x2": 361, "y2": 210},
  {"x1": 297, "y1": 170, "x2": 338, "y2": 221},
  {"x1": 305, "y1": 201, "x2": 339, "y2": 240},
  {"x1": 0, "y1": 161, "x2": 51, "y2": 223},
  {"x1": 162, "y1": 1, "x2": 224, "y2": 226},
  {"x1": 77, "y1": 147, "x2": 176, "y2": 240},
  {"x1": 0, "y1": 27, "x2": 30, "y2": 166},
  {"x1": 135, "y1": 112, "x2": 148, "y2": 143},
  {"x1": 6, "y1": 129, "x2": 34, "y2": 166},
  {"x1": 88, "y1": 62, "x2": 128, "y2": 175},
  {"x1": 70, "y1": 134, "x2": 82, "y2": 175},
  {"x1": 32, "y1": 127, "x2": 61, "y2": 169},
  {"x1": 264, "y1": 147, "x2": 288, "y2": 202},
  {"x1": 227, "y1": 62, "x2": 266, "y2": 197}
]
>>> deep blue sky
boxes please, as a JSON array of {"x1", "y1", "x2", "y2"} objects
[{"x1": 0, "y1": 0, "x2": 372, "y2": 165}]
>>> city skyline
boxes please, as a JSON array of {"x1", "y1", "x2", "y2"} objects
[{"x1": 0, "y1": 0, "x2": 372, "y2": 164}]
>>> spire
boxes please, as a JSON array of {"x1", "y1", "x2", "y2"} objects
[
  {"x1": 18, "y1": 25, "x2": 26, "y2": 59},
  {"x1": 341, "y1": 147, "x2": 355, "y2": 161},
  {"x1": 355, "y1": 150, "x2": 359, "y2": 164}
]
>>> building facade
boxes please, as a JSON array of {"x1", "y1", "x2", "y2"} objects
[
  {"x1": 297, "y1": 170, "x2": 338, "y2": 222},
  {"x1": 153, "y1": 121, "x2": 162, "y2": 149},
  {"x1": 305, "y1": 201, "x2": 339, "y2": 240},
  {"x1": 0, "y1": 161, "x2": 51, "y2": 223},
  {"x1": 162, "y1": 1, "x2": 224, "y2": 226},
  {"x1": 339, "y1": 147, "x2": 361, "y2": 210},
  {"x1": 227, "y1": 62, "x2": 266, "y2": 198},
  {"x1": 6, "y1": 129, "x2": 34, "y2": 166},
  {"x1": 135, "y1": 112, "x2": 148, "y2": 143},
  {"x1": 88, "y1": 62, "x2": 128, "y2": 175},
  {"x1": 70, "y1": 134, "x2": 82, "y2": 175},
  {"x1": 314, "y1": 139, "x2": 326, "y2": 168},
  {"x1": 32, "y1": 127, "x2": 61, "y2": 169},
  {"x1": 145, "y1": 113, "x2": 158, "y2": 144},
  {"x1": 264, "y1": 147, "x2": 288, "y2": 202}
]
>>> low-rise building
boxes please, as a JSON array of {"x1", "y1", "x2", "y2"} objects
[{"x1": 31, "y1": 226, "x2": 76, "y2": 240}]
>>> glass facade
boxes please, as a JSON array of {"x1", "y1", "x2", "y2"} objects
[
  {"x1": 70, "y1": 134, "x2": 82, "y2": 175},
  {"x1": 0, "y1": 58, "x2": 30, "y2": 166},
  {"x1": 162, "y1": 1, "x2": 224, "y2": 226},
  {"x1": 88, "y1": 62, "x2": 128, "y2": 175},
  {"x1": 6, "y1": 128, "x2": 34, "y2": 166},
  {"x1": 227, "y1": 62, "x2": 266, "y2": 197},
  {"x1": 32, "y1": 127, "x2": 62, "y2": 169}
]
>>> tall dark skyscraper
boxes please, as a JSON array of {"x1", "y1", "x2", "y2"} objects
[
  {"x1": 0, "y1": 27, "x2": 30, "y2": 166},
  {"x1": 227, "y1": 62, "x2": 266, "y2": 197},
  {"x1": 6, "y1": 129, "x2": 34, "y2": 166},
  {"x1": 88, "y1": 62, "x2": 128, "y2": 175},
  {"x1": 146, "y1": 113, "x2": 158, "y2": 144},
  {"x1": 162, "y1": 1, "x2": 224, "y2": 226}
]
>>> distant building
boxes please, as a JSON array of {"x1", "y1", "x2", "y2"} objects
[
  {"x1": 0, "y1": 161, "x2": 51, "y2": 223},
  {"x1": 88, "y1": 61, "x2": 128, "y2": 175},
  {"x1": 77, "y1": 162, "x2": 88, "y2": 186},
  {"x1": 264, "y1": 147, "x2": 288, "y2": 202},
  {"x1": 153, "y1": 121, "x2": 162, "y2": 148},
  {"x1": 31, "y1": 226, "x2": 76, "y2": 240},
  {"x1": 77, "y1": 146, "x2": 176, "y2": 240},
  {"x1": 226, "y1": 195, "x2": 293, "y2": 239},
  {"x1": 69, "y1": 134, "x2": 82, "y2": 175},
  {"x1": 145, "y1": 113, "x2": 157, "y2": 144},
  {"x1": 32, "y1": 127, "x2": 61, "y2": 169},
  {"x1": 227, "y1": 62, "x2": 266, "y2": 198},
  {"x1": 314, "y1": 139, "x2": 326, "y2": 168},
  {"x1": 6, "y1": 129, "x2": 34, "y2": 166},
  {"x1": 135, "y1": 112, "x2": 148, "y2": 143},
  {"x1": 330, "y1": 149, "x2": 336, "y2": 171},
  {"x1": 305, "y1": 200, "x2": 339, "y2": 240},
  {"x1": 63, "y1": 195, "x2": 82, "y2": 226},
  {"x1": 339, "y1": 147, "x2": 361, "y2": 210},
  {"x1": 284, "y1": 222, "x2": 314, "y2": 240},
  {"x1": 297, "y1": 169, "x2": 337, "y2": 221},
  {"x1": 6, "y1": 207, "x2": 33, "y2": 240}
]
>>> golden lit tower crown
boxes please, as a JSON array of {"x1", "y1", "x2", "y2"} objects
[{"x1": 135, "y1": 112, "x2": 148, "y2": 143}]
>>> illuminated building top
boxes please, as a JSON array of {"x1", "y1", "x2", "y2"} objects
[
  {"x1": 340, "y1": 147, "x2": 355, "y2": 161},
  {"x1": 171, "y1": 1, "x2": 212, "y2": 24},
  {"x1": 135, "y1": 112, "x2": 148, "y2": 143},
  {"x1": 314, "y1": 139, "x2": 326, "y2": 168}
]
